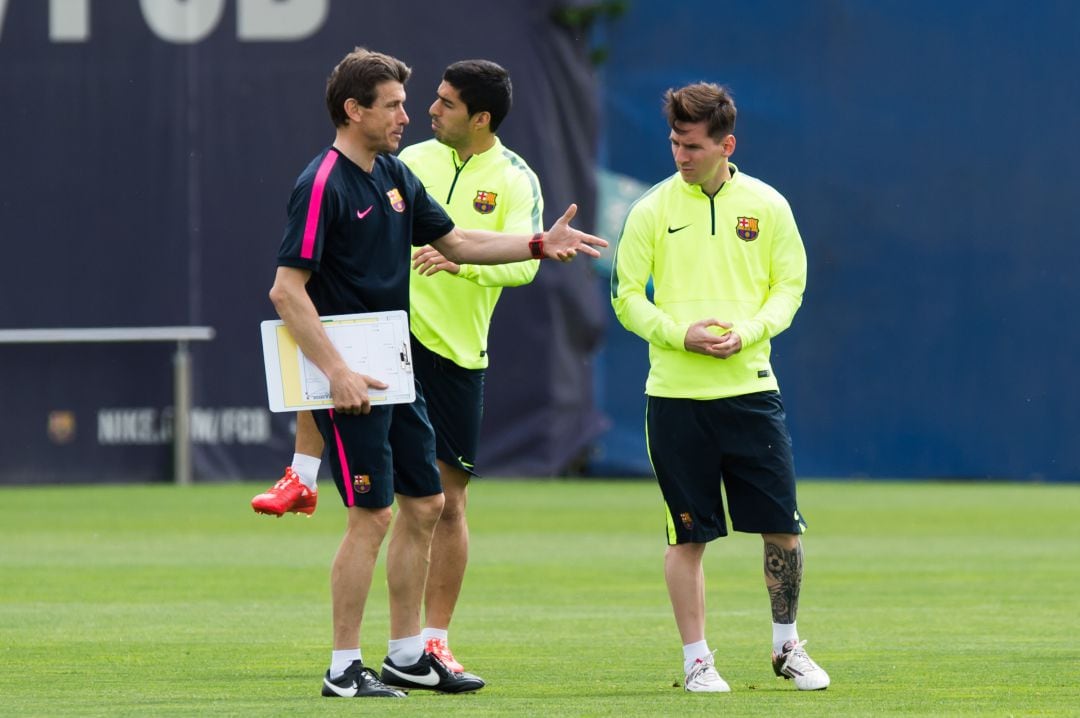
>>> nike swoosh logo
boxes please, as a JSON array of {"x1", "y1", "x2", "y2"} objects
[
  {"x1": 667, "y1": 224, "x2": 690, "y2": 234},
  {"x1": 383, "y1": 664, "x2": 440, "y2": 687},
  {"x1": 323, "y1": 678, "x2": 358, "y2": 697},
  {"x1": 356, "y1": 206, "x2": 374, "y2": 219}
]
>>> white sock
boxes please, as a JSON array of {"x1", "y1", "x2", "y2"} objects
[
  {"x1": 330, "y1": 648, "x2": 361, "y2": 679},
  {"x1": 682, "y1": 639, "x2": 711, "y2": 674},
  {"x1": 772, "y1": 622, "x2": 798, "y2": 653},
  {"x1": 421, "y1": 627, "x2": 448, "y2": 643},
  {"x1": 388, "y1": 635, "x2": 424, "y2": 667},
  {"x1": 291, "y1": 453, "x2": 321, "y2": 490}
]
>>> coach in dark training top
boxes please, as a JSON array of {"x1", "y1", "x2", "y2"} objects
[{"x1": 270, "y1": 47, "x2": 605, "y2": 699}]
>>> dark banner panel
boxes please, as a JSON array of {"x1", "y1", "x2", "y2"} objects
[{"x1": 0, "y1": 0, "x2": 605, "y2": 483}]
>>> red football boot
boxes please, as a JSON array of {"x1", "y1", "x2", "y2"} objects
[{"x1": 251, "y1": 467, "x2": 317, "y2": 517}]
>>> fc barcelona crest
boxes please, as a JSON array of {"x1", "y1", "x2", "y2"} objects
[
  {"x1": 47, "y1": 410, "x2": 76, "y2": 444},
  {"x1": 736, "y1": 216, "x2": 759, "y2": 241},
  {"x1": 473, "y1": 190, "x2": 497, "y2": 214},
  {"x1": 386, "y1": 188, "x2": 405, "y2": 213},
  {"x1": 353, "y1": 474, "x2": 372, "y2": 494},
  {"x1": 680, "y1": 512, "x2": 694, "y2": 530}
]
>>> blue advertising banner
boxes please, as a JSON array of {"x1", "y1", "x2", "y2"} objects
[{"x1": 591, "y1": 0, "x2": 1080, "y2": 481}]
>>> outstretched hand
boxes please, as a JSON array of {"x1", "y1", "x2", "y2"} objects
[{"x1": 543, "y1": 204, "x2": 608, "y2": 261}]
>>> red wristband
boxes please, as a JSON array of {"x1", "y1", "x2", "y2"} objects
[{"x1": 528, "y1": 232, "x2": 545, "y2": 259}]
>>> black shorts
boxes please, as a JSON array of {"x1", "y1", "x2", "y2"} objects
[
  {"x1": 411, "y1": 335, "x2": 484, "y2": 476},
  {"x1": 312, "y1": 381, "x2": 441, "y2": 509},
  {"x1": 646, "y1": 391, "x2": 807, "y2": 545}
]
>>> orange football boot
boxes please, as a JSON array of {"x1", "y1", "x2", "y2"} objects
[{"x1": 424, "y1": 637, "x2": 464, "y2": 673}]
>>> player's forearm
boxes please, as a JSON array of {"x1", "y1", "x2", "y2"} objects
[
  {"x1": 440, "y1": 228, "x2": 534, "y2": 265},
  {"x1": 737, "y1": 239, "x2": 806, "y2": 346},
  {"x1": 462, "y1": 258, "x2": 540, "y2": 287},
  {"x1": 736, "y1": 289, "x2": 804, "y2": 347},
  {"x1": 612, "y1": 291, "x2": 687, "y2": 351},
  {"x1": 463, "y1": 209, "x2": 545, "y2": 282},
  {"x1": 269, "y1": 281, "x2": 349, "y2": 380}
]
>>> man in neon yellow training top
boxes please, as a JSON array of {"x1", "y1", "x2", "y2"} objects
[
  {"x1": 611, "y1": 82, "x2": 830, "y2": 694},
  {"x1": 252, "y1": 60, "x2": 543, "y2": 675}
]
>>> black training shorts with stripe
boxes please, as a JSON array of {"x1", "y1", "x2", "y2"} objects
[
  {"x1": 646, "y1": 390, "x2": 807, "y2": 545},
  {"x1": 313, "y1": 380, "x2": 442, "y2": 510}
]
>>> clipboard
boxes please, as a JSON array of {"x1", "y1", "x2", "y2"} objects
[{"x1": 260, "y1": 310, "x2": 415, "y2": 412}]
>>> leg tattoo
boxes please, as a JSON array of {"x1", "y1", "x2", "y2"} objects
[{"x1": 765, "y1": 541, "x2": 803, "y2": 623}]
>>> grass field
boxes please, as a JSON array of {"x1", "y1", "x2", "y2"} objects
[{"x1": 1, "y1": 479, "x2": 1077, "y2": 716}]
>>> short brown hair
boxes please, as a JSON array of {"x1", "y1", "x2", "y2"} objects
[
  {"x1": 663, "y1": 83, "x2": 736, "y2": 141},
  {"x1": 325, "y1": 47, "x2": 412, "y2": 127}
]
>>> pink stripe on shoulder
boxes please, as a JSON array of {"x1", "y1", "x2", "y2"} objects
[
  {"x1": 300, "y1": 151, "x2": 340, "y2": 260},
  {"x1": 328, "y1": 410, "x2": 355, "y2": 506}
]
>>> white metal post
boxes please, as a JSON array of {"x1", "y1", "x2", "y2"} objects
[
  {"x1": 0, "y1": 326, "x2": 214, "y2": 484},
  {"x1": 173, "y1": 339, "x2": 193, "y2": 486}
]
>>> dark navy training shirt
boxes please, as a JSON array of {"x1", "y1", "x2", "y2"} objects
[{"x1": 277, "y1": 147, "x2": 455, "y2": 315}]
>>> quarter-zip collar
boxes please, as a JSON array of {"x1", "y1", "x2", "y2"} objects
[
  {"x1": 675, "y1": 163, "x2": 741, "y2": 236},
  {"x1": 444, "y1": 137, "x2": 506, "y2": 203}
]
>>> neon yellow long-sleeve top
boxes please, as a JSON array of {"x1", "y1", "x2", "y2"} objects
[
  {"x1": 402, "y1": 137, "x2": 543, "y2": 369},
  {"x1": 611, "y1": 164, "x2": 806, "y2": 398}
]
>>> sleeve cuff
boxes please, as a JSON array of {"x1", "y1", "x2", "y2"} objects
[{"x1": 666, "y1": 322, "x2": 690, "y2": 352}]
